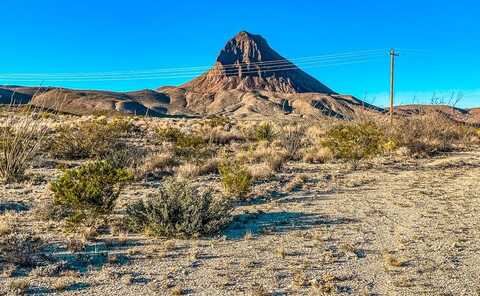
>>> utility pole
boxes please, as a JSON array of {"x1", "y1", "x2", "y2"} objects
[{"x1": 389, "y1": 48, "x2": 399, "y2": 124}]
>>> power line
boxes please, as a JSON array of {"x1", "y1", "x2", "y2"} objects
[
  {"x1": 0, "y1": 57, "x2": 382, "y2": 82},
  {"x1": 0, "y1": 50, "x2": 385, "y2": 80}
]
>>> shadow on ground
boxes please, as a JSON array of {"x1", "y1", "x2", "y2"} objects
[{"x1": 224, "y1": 211, "x2": 357, "y2": 240}]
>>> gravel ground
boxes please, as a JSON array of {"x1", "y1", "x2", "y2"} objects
[{"x1": 1, "y1": 150, "x2": 479, "y2": 295}]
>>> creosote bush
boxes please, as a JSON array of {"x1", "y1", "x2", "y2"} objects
[
  {"x1": 322, "y1": 122, "x2": 384, "y2": 164},
  {"x1": 49, "y1": 118, "x2": 133, "y2": 160},
  {"x1": 49, "y1": 160, "x2": 133, "y2": 228},
  {"x1": 218, "y1": 160, "x2": 253, "y2": 198},
  {"x1": 124, "y1": 178, "x2": 232, "y2": 238}
]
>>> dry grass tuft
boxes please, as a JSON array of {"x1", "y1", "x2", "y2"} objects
[
  {"x1": 0, "y1": 105, "x2": 50, "y2": 183},
  {"x1": 8, "y1": 279, "x2": 30, "y2": 294}
]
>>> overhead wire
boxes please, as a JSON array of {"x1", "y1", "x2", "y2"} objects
[{"x1": 0, "y1": 49, "x2": 388, "y2": 82}]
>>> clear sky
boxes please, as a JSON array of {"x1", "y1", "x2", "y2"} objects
[{"x1": 1, "y1": 0, "x2": 479, "y2": 108}]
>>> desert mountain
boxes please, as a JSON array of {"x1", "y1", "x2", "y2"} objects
[
  {"x1": 181, "y1": 31, "x2": 334, "y2": 94},
  {"x1": 1, "y1": 31, "x2": 477, "y2": 122},
  {"x1": 158, "y1": 31, "x2": 382, "y2": 118}
]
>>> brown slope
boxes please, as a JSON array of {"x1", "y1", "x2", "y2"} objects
[{"x1": 30, "y1": 88, "x2": 166, "y2": 116}]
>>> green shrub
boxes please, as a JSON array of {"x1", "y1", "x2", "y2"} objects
[
  {"x1": 156, "y1": 126, "x2": 185, "y2": 143},
  {"x1": 205, "y1": 116, "x2": 232, "y2": 128},
  {"x1": 218, "y1": 160, "x2": 253, "y2": 198},
  {"x1": 49, "y1": 119, "x2": 132, "y2": 160},
  {"x1": 157, "y1": 126, "x2": 204, "y2": 148},
  {"x1": 322, "y1": 122, "x2": 384, "y2": 164},
  {"x1": 49, "y1": 160, "x2": 132, "y2": 228},
  {"x1": 124, "y1": 178, "x2": 232, "y2": 238},
  {"x1": 254, "y1": 122, "x2": 277, "y2": 142}
]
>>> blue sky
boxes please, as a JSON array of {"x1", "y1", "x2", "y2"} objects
[{"x1": 1, "y1": 0, "x2": 479, "y2": 107}]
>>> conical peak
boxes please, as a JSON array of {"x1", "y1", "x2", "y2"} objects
[
  {"x1": 182, "y1": 32, "x2": 334, "y2": 94},
  {"x1": 234, "y1": 31, "x2": 264, "y2": 42},
  {"x1": 217, "y1": 31, "x2": 278, "y2": 65}
]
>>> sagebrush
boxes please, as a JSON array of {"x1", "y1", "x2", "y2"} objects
[{"x1": 124, "y1": 178, "x2": 232, "y2": 238}]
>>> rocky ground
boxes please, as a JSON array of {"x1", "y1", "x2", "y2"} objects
[{"x1": 1, "y1": 140, "x2": 479, "y2": 295}]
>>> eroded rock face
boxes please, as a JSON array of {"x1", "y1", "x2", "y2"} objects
[{"x1": 181, "y1": 31, "x2": 335, "y2": 94}]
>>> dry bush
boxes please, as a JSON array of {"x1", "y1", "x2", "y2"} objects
[
  {"x1": 8, "y1": 279, "x2": 30, "y2": 294},
  {"x1": 303, "y1": 146, "x2": 333, "y2": 163},
  {"x1": 247, "y1": 162, "x2": 275, "y2": 181},
  {"x1": 0, "y1": 230, "x2": 45, "y2": 267},
  {"x1": 49, "y1": 118, "x2": 133, "y2": 160},
  {"x1": 49, "y1": 160, "x2": 133, "y2": 229},
  {"x1": 285, "y1": 175, "x2": 308, "y2": 192},
  {"x1": 176, "y1": 158, "x2": 219, "y2": 179},
  {"x1": 124, "y1": 178, "x2": 232, "y2": 238},
  {"x1": 176, "y1": 163, "x2": 200, "y2": 179},
  {"x1": 204, "y1": 115, "x2": 232, "y2": 128},
  {"x1": 0, "y1": 105, "x2": 50, "y2": 183},
  {"x1": 279, "y1": 124, "x2": 307, "y2": 160},
  {"x1": 135, "y1": 150, "x2": 178, "y2": 179},
  {"x1": 385, "y1": 113, "x2": 477, "y2": 156}
]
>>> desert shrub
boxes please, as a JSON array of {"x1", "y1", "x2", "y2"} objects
[
  {"x1": 156, "y1": 126, "x2": 208, "y2": 158},
  {"x1": 280, "y1": 125, "x2": 306, "y2": 160},
  {"x1": 218, "y1": 160, "x2": 253, "y2": 198},
  {"x1": 49, "y1": 118, "x2": 133, "y2": 160},
  {"x1": 254, "y1": 122, "x2": 277, "y2": 142},
  {"x1": 322, "y1": 122, "x2": 384, "y2": 164},
  {"x1": 200, "y1": 126, "x2": 244, "y2": 145},
  {"x1": 386, "y1": 114, "x2": 473, "y2": 156},
  {"x1": 49, "y1": 160, "x2": 132, "y2": 228},
  {"x1": 134, "y1": 150, "x2": 178, "y2": 179},
  {"x1": 0, "y1": 106, "x2": 49, "y2": 183},
  {"x1": 156, "y1": 126, "x2": 185, "y2": 143},
  {"x1": 0, "y1": 230, "x2": 45, "y2": 267},
  {"x1": 303, "y1": 146, "x2": 334, "y2": 163},
  {"x1": 205, "y1": 116, "x2": 232, "y2": 128},
  {"x1": 175, "y1": 163, "x2": 201, "y2": 179},
  {"x1": 124, "y1": 178, "x2": 232, "y2": 238},
  {"x1": 102, "y1": 146, "x2": 147, "y2": 170},
  {"x1": 247, "y1": 163, "x2": 275, "y2": 181}
]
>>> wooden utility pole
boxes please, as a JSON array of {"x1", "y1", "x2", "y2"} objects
[{"x1": 389, "y1": 48, "x2": 399, "y2": 123}]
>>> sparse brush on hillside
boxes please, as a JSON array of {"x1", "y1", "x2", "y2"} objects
[
  {"x1": 49, "y1": 160, "x2": 133, "y2": 229},
  {"x1": 49, "y1": 118, "x2": 134, "y2": 160},
  {"x1": 322, "y1": 122, "x2": 384, "y2": 166},
  {"x1": 124, "y1": 178, "x2": 232, "y2": 238},
  {"x1": 0, "y1": 104, "x2": 50, "y2": 183}
]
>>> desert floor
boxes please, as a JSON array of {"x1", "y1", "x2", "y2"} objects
[{"x1": 1, "y1": 139, "x2": 479, "y2": 295}]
